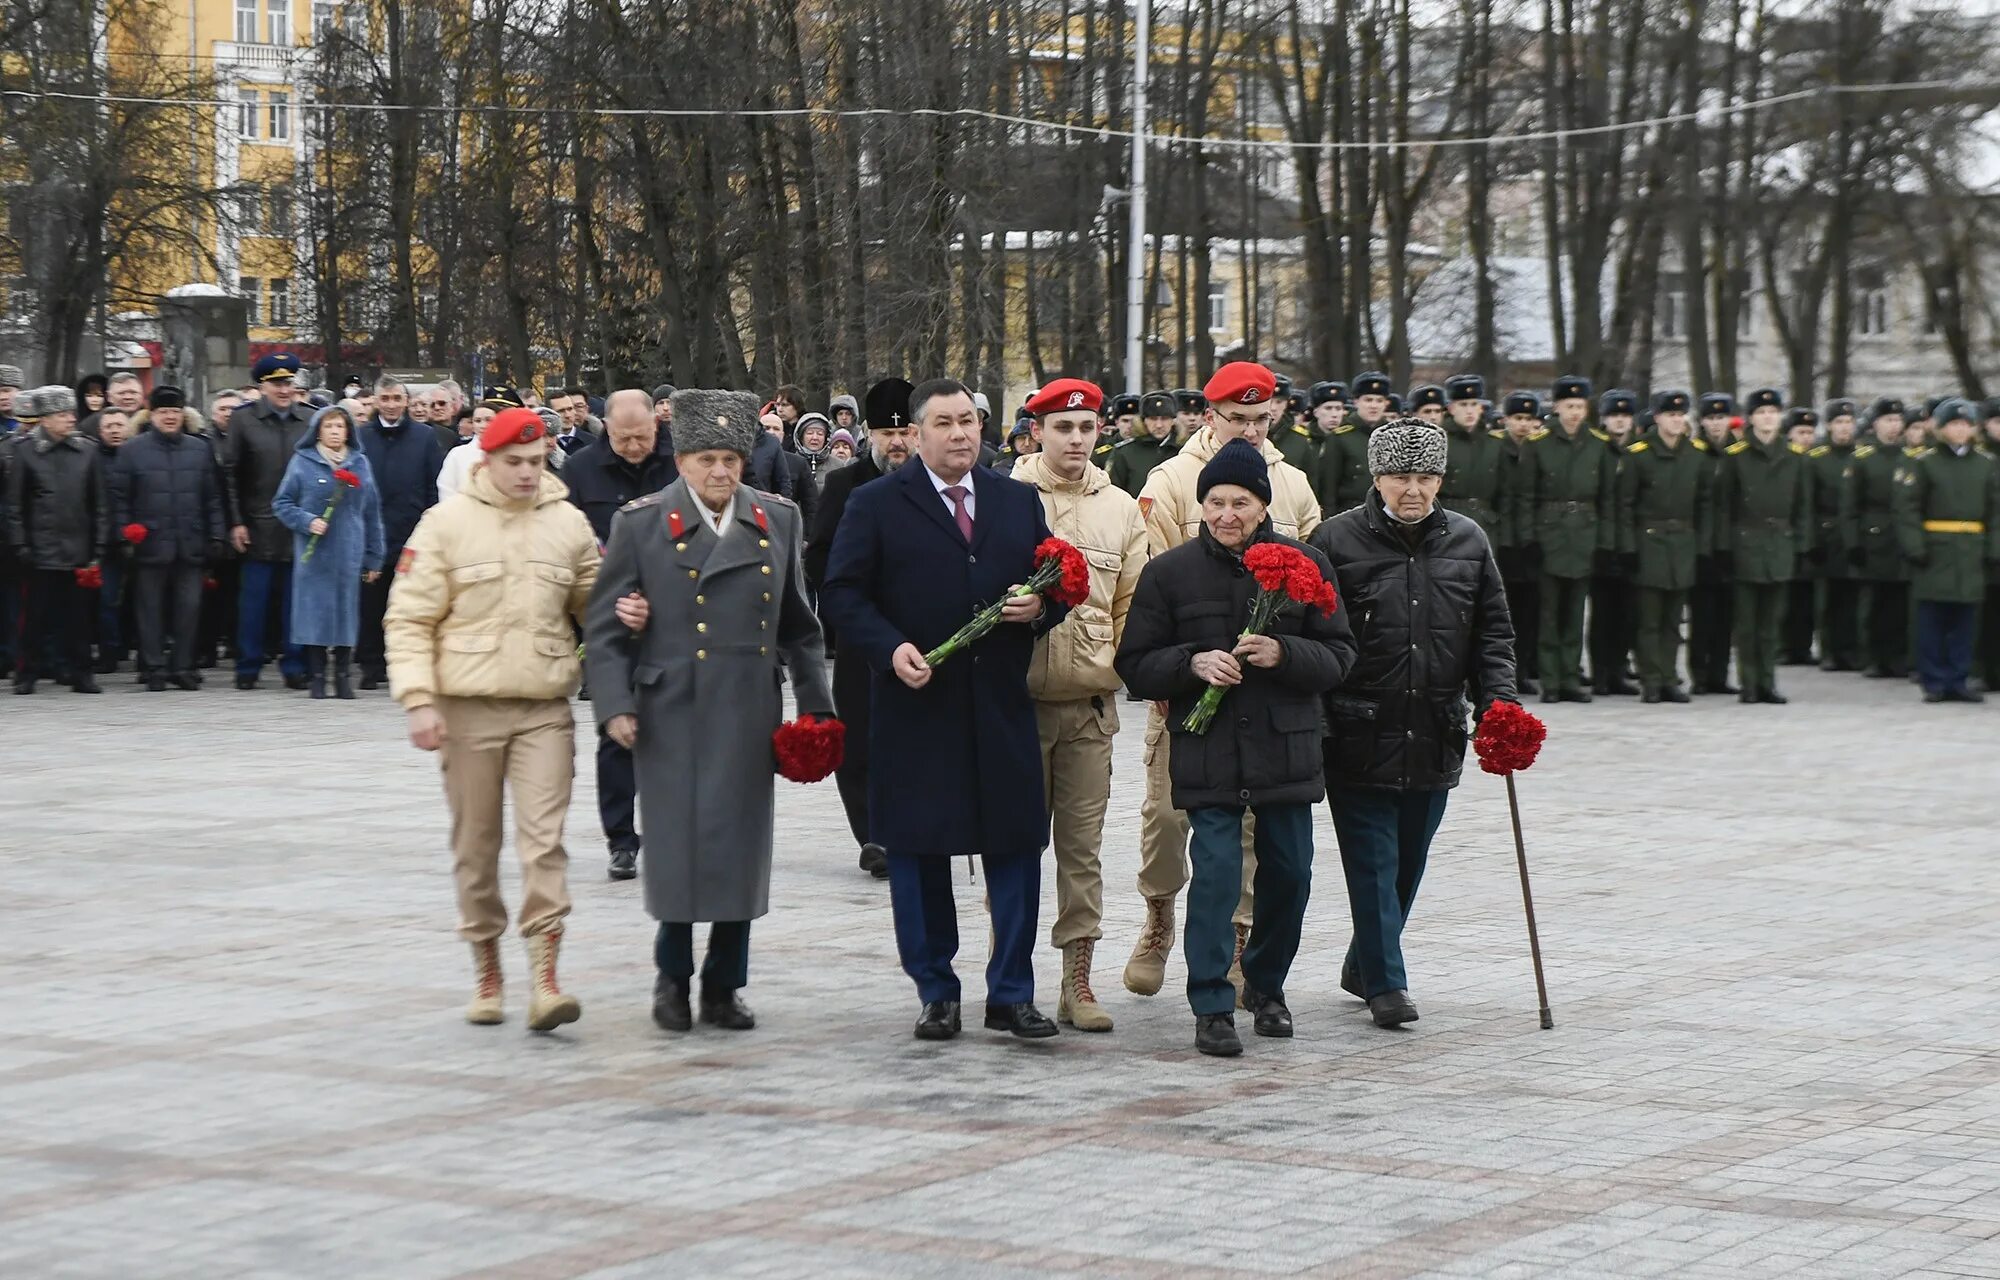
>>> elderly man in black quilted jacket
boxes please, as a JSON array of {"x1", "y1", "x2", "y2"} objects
[{"x1": 1309, "y1": 417, "x2": 1519, "y2": 1030}]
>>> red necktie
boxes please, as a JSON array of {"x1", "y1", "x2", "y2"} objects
[{"x1": 945, "y1": 484, "x2": 973, "y2": 542}]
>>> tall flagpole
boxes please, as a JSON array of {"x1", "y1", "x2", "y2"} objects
[{"x1": 1122, "y1": 0, "x2": 1151, "y2": 394}]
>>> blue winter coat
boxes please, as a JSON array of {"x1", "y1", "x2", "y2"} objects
[
  {"x1": 820, "y1": 461, "x2": 1067, "y2": 859},
  {"x1": 109, "y1": 428, "x2": 226, "y2": 565},
  {"x1": 358, "y1": 416, "x2": 441, "y2": 553},
  {"x1": 271, "y1": 439, "x2": 385, "y2": 647}
]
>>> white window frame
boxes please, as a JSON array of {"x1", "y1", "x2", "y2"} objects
[
  {"x1": 1207, "y1": 284, "x2": 1230, "y2": 335},
  {"x1": 311, "y1": 0, "x2": 335, "y2": 37},
  {"x1": 239, "y1": 276, "x2": 262, "y2": 325},
  {"x1": 268, "y1": 278, "x2": 292, "y2": 326},
  {"x1": 235, "y1": 0, "x2": 258, "y2": 43},
  {"x1": 237, "y1": 88, "x2": 258, "y2": 140},
  {"x1": 266, "y1": 0, "x2": 290, "y2": 45},
  {"x1": 268, "y1": 91, "x2": 291, "y2": 142}
]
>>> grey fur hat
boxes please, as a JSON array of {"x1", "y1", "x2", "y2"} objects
[
  {"x1": 1367, "y1": 415, "x2": 1449, "y2": 477},
  {"x1": 0, "y1": 364, "x2": 21, "y2": 389},
  {"x1": 24, "y1": 385, "x2": 75, "y2": 418},
  {"x1": 670, "y1": 389, "x2": 762, "y2": 458}
]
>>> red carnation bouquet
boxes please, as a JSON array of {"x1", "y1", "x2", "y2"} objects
[
  {"x1": 75, "y1": 564, "x2": 104, "y2": 590},
  {"x1": 122, "y1": 523, "x2": 148, "y2": 546},
  {"x1": 1183, "y1": 543, "x2": 1338, "y2": 734},
  {"x1": 301, "y1": 467, "x2": 362, "y2": 564},
  {"x1": 923, "y1": 536, "x2": 1091, "y2": 667},
  {"x1": 773, "y1": 714, "x2": 845, "y2": 783},
  {"x1": 1472, "y1": 700, "x2": 1547, "y2": 775}
]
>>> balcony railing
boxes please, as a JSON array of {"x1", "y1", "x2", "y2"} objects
[{"x1": 212, "y1": 41, "x2": 309, "y2": 74}]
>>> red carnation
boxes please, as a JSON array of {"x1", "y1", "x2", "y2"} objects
[
  {"x1": 1035, "y1": 537, "x2": 1092, "y2": 609},
  {"x1": 333, "y1": 468, "x2": 360, "y2": 488},
  {"x1": 1473, "y1": 700, "x2": 1547, "y2": 776},
  {"x1": 203, "y1": 576, "x2": 219, "y2": 592},
  {"x1": 122, "y1": 522, "x2": 148, "y2": 545},
  {"x1": 75, "y1": 564, "x2": 103, "y2": 590},
  {"x1": 927, "y1": 536, "x2": 1091, "y2": 666},
  {"x1": 773, "y1": 714, "x2": 845, "y2": 783},
  {"x1": 1184, "y1": 543, "x2": 1340, "y2": 733}
]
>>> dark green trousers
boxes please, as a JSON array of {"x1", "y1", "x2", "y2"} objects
[
  {"x1": 1733, "y1": 582, "x2": 1787, "y2": 696},
  {"x1": 1688, "y1": 579, "x2": 1734, "y2": 689},
  {"x1": 1635, "y1": 588, "x2": 1688, "y2": 694},
  {"x1": 1538, "y1": 574, "x2": 1590, "y2": 694},
  {"x1": 1816, "y1": 578, "x2": 1862, "y2": 669},
  {"x1": 1860, "y1": 580, "x2": 1911, "y2": 674}
]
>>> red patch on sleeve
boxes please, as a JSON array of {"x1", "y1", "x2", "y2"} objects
[
  {"x1": 753, "y1": 504, "x2": 769, "y2": 533},
  {"x1": 1138, "y1": 496, "x2": 1154, "y2": 517},
  {"x1": 668, "y1": 510, "x2": 685, "y2": 540},
  {"x1": 396, "y1": 546, "x2": 417, "y2": 575}
]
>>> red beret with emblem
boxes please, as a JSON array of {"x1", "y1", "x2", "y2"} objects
[
  {"x1": 1025, "y1": 377, "x2": 1104, "y2": 417},
  {"x1": 1203, "y1": 361, "x2": 1278, "y2": 407},
  {"x1": 479, "y1": 406, "x2": 548, "y2": 452}
]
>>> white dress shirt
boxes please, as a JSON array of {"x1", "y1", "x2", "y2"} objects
[{"x1": 923, "y1": 461, "x2": 976, "y2": 523}]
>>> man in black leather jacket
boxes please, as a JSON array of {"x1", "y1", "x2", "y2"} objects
[{"x1": 1309, "y1": 417, "x2": 1518, "y2": 1030}]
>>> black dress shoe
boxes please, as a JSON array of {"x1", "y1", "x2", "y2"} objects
[
  {"x1": 1944, "y1": 688, "x2": 1987, "y2": 703},
  {"x1": 1242, "y1": 987, "x2": 1294, "y2": 1038},
  {"x1": 1641, "y1": 689, "x2": 1662, "y2": 704},
  {"x1": 1339, "y1": 959, "x2": 1366, "y2": 1002},
  {"x1": 1194, "y1": 1012, "x2": 1242, "y2": 1057},
  {"x1": 1518, "y1": 676, "x2": 1541, "y2": 695},
  {"x1": 12, "y1": 677, "x2": 33, "y2": 695},
  {"x1": 1864, "y1": 664, "x2": 1894, "y2": 679},
  {"x1": 607, "y1": 848, "x2": 638, "y2": 880},
  {"x1": 652, "y1": 976, "x2": 692, "y2": 1032},
  {"x1": 1604, "y1": 678, "x2": 1638, "y2": 696},
  {"x1": 1661, "y1": 687, "x2": 1690, "y2": 703},
  {"x1": 984, "y1": 1002, "x2": 1059, "y2": 1038},
  {"x1": 1539, "y1": 689, "x2": 1562, "y2": 705},
  {"x1": 283, "y1": 673, "x2": 310, "y2": 691},
  {"x1": 72, "y1": 675, "x2": 101, "y2": 694},
  {"x1": 858, "y1": 842, "x2": 889, "y2": 879},
  {"x1": 170, "y1": 672, "x2": 200, "y2": 691},
  {"x1": 1369, "y1": 990, "x2": 1420, "y2": 1028},
  {"x1": 914, "y1": 1000, "x2": 961, "y2": 1040},
  {"x1": 1757, "y1": 689, "x2": 1789, "y2": 705},
  {"x1": 361, "y1": 671, "x2": 383, "y2": 690},
  {"x1": 1739, "y1": 690, "x2": 1758, "y2": 704},
  {"x1": 234, "y1": 673, "x2": 258, "y2": 690},
  {"x1": 699, "y1": 987, "x2": 756, "y2": 1030},
  {"x1": 146, "y1": 674, "x2": 167, "y2": 692},
  {"x1": 95, "y1": 654, "x2": 119, "y2": 675},
  {"x1": 1562, "y1": 688, "x2": 1594, "y2": 703},
  {"x1": 1923, "y1": 690, "x2": 1946, "y2": 703}
]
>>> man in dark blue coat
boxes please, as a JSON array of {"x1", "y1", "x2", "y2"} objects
[
  {"x1": 356, "y1": 378, "x2": 443, "y2": 687},
  {"x1": 822, "y1": 377, "x2": 1069, "y2": 1041}
]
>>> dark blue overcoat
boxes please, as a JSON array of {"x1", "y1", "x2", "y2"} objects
[{"x1": 820, "y1": 461, "x2": 1066, "y2": 859}]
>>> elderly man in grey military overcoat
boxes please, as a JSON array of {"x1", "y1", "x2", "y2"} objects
[{"x1": 586, "y1": 388, "x2": 834, "y2": 1033}]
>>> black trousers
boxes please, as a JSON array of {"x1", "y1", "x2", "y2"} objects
[
  {"x1": 133, "y1": 563, "x2": 204, "y2": 676},
  {"x1": 656, "y1": 920, "x2": 749, "y2": 990},
  {"x1": 1817, "y1": 578, "x2": 1862, "y2": 669},
  {"x1": 20, "y1": 569, "x2": 92, "y2": 680},
  {"x1": 356, "y1": 564, "x2": 396, "y2": 676},
  {"x1": 1782, "y1": 579, "x2": 1817, "y2": 661},
  {"x1": 1502, "y1": 564, "x2": 1541, "y2": 681},
  {"x1": 1688, "y1": 580, "x2": 1734, "y2": 689},
  {"x1": 1861, "y1": 580, "x2": 1911, "y2": 674},
  {"x1": 831, "y1": 649, "x2": 872, "y2": 849},
  {"x1": 1587, "y1": 575, "x2": 1637, "y2": 686},
  {"x1": 596, "y1": 729, "x2": 639, "y2": 854}
]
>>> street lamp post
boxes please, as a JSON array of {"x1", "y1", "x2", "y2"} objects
[{"x1": 1122, "y1": 0, "x2": 1151, "y2": 394}]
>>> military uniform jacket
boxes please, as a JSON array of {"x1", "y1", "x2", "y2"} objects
[
  {"x1": 1439, "y1": 424, "x2": 1511, "y2": 547},
  {"x1": 1616, "y1": 436, "x2": 1712, "y2": 591},
  {"x1": 1308, "y1": 415, "x2": 1373, "y2": 518},
  {"x1": 1843, "y1": 444, "x2": 1906, "y2": 582},
  {"x1": 1106, "y1": 433, "x2": 1177, "y2": 498},
  {"x1": 584, "y1": 479, "x2": 833, "y2": 923},
  {"x1": 1807, "y1": 443, "x2": 1856, "y2": 579},
  {"x1": 1273, "y1": 420, "x2": 1323, "y2": 474},
  {"x1": 1717, "y1": 436, "x2": 1810, "y2": 584},
  {"x1": 1893, "y1": 446, "x2": 2000, "y2": 604},
  {"x1": 1511, "y1": 424, "x2": 1614, "y2": 579}
]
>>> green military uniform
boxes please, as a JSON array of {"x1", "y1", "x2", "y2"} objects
[
  {"x1": 1806, "y1": 421, "x2": 1861, "y2": 669},
  {"x1": 1273, "y1": 415, "x2": 1323, "y2": 474},
  {"x1": 1717, "y1": 425, "x2": 1810, "y2": 702},
  {"x1": 1108, "y1": 431, "x2": 1177, "y2": 498},
  {"x1": 1845, "y1": 398, "x2": 1911, "y2": 677},
  {"x1": 1587, "y1": 390, "x2": 1640, "y2": 693},
  {"x1": 1687, "y1": 393, "x2": 1738, "y2": 693},
  {"x1": 1310, "y1": 371, "x2": 1391, "y2": 519},
  {"x1": 1512, "y1": 418, "x2": 1614, "y2": 700},
  {"x1": 1440, "y1": 422, "x2": 1510, "y2": 545},
  {"x1": 1616, "y1": 423, "x2": 1713, "y2": 700},
  {"x1": 1091, "y1": 435, "x2": 1118, "y2": 471},
  {"x1": 1894, "y1": 409, "x2": 2000, "y2": 699}
]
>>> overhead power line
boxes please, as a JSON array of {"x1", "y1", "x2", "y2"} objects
[{"x1": 1, "y1": 77, "x2": 1995, "y2": 152}]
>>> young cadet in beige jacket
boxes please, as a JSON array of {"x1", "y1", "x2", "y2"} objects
[
  {"x1": 1126, "y1": 362, "x2": 1320, "y2": 1002},
  {"x1": 1013, "y1": 378, "x2": 1149, "y2": 1031},
  {"x1": 385, "y1": 407, "x2": 601, "y2": 1032}
]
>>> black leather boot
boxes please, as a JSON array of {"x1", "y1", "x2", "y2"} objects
[
  {"x1": 306, "y1": 647, "x2": 327, "y2": 699},
  {"x1": 332, "y1": 647, "x2": 355, "y2": 700},
  {"x1": 652, "y1": 976, "x2": 692, "y2": 1032}
]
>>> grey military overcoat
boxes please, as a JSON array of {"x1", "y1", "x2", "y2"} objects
[{"x1": 586, "y1": 478, "x2": 834, "y2": 923}]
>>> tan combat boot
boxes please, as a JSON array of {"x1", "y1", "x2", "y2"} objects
[
  {"x1": 1122, "y1": 896, "x2": 1175, "y2": 996},
  {"x1": 1228, "y1": 922, "x2": 1251, "y2": 1009},
  {"x1": 1058, "y1": 938, "x2": 1114, "y2": 1032},
  {"x1": 466, "y1": 939, "x2": 504, "y2": 1025},
  {"x1": 523, "y1": 929, "x2": 582, "y2": 1032}
]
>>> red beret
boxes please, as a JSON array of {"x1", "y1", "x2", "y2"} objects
[
  {"x1": 1203, "y1": 361, "x2": 1278, "y2": 407},
  {"x1": 479, "y1": 406, "x2": 547, "y2": 452},
  {"x1": 1025, "y1": 378, "x2": 1104, "y2": 417}
]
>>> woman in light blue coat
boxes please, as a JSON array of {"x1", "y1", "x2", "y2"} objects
[{"x1": 272, "y1": 405, "x2": 385, "y2": 697}]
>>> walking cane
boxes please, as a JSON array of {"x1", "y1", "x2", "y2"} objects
[
  {"x1": 1474, "y1": 700, "x2": 1554, "y2": 1029},
  {"x1": 1504, "y1": 773, "x2": 1554, "y2": 1030}
]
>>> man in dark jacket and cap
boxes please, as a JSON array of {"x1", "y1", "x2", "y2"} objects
[
  {"x1": 7, "y1": 388, "x2": 108, "y2": 692},
  {"x1": 356, "y1": 375, "x2": 445, "y2": 687},
  {"x1": 110, "y1": 386, "x2": 226, "y2": 690},
  {"x1": 1311, "y1": 417, "x2": 1517, "y2": 1029},
  {"x1": 808, "y1": 379, "x2": 915, "y2": 880},
  {"x1": 223, "y1": 351, "x2": 315, "y2": 689},
  {"x1": 1117, "y1": 439, "x2": 1354, "y2": 1057}
]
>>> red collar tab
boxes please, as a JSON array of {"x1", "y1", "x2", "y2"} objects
[
  {"x1": 668, "y1": 510, "x2": 685, "y2": 539},
  {"x1": 753, "y1": 504, "x2": 769, "y2": 533}
]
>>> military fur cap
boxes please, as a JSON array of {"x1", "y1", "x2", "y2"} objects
[
  {"x1": 1822, "y1": 398, "x2": 1859, "y2": 423},
  {"x1": 1445, "y1": 374, "x2": 1486, "y2": 402},
  {"x1": 1367, "y1": 416, "x2": 1449, "y2": 477},
  {"x1": 1351, "y1": 371, "x2": 1392, "y2": 399},
  {"x1": 1407, "y1": 384, "x2": 1447, "y2": 411},
  {"x1": 669, "y1": 389, "x2": 762, "y2": 458},
  {"x1": 1599, "y1": 389, "x2": 1638, "y2": 417},
  {"x1": 1746, "y1": 387, "x2": 1784, "y2": 413},
  {"x1": 1698, "y1": 392, "x2": 1735, "y2": 417},
  {"x1": 1651, "y1": 389, "x2": 1692, "y2": 416},
  {"x1": 1935, "y1": 398, "x2": 1976, "y2": 428},
  {"x1": 0, "y1": 364, "x2": 22, "y2": 389},
  {"x1": 1502, "y1": 390, "x2": 1542, "y2": 418},
  {"x1": 1783, "y1": 407, "x2": 1819, "y2": 431},
  {"x1": 1551, "y1": 374, "x2": 1592, "y2": 403},
  {"x1": 1141, "y1": 391, "x2": 1175, "y2": 418},
  {"x1": 1867, "y1": 396, "x2": 1904, "y2": 420},
  {"x1": 24, "y1": 385, "x2": 75, "y2": 418}
]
